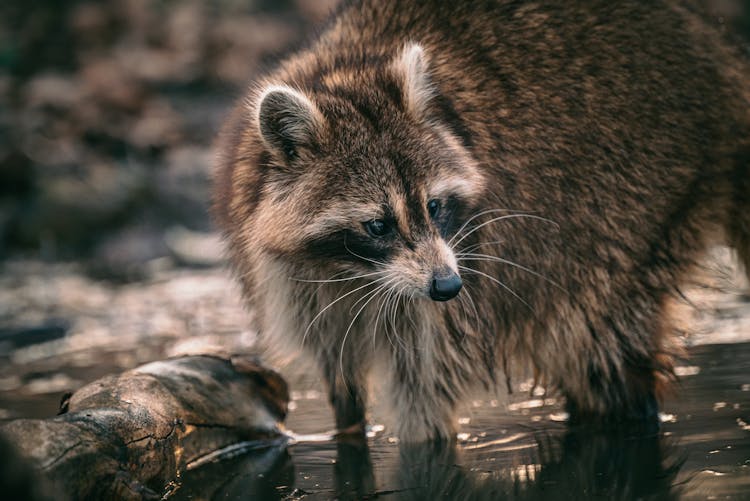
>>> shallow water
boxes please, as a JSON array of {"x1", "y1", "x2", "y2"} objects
[
  {"x1": 6, "y1": 343, "x2": 745, "y2": 499},
  {"x1": 161, "y1": 342, "x2": 750, "y2": 500}
]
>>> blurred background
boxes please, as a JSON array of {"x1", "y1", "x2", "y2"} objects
[
  {"x1": 0, "y1": 0, "x2": 344, "y2": 420},
  {"x1": 0, "y1": 0, "x2": 341, "y2": 276}
]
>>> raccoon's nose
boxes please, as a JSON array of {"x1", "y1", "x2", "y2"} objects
[{"x1": 429, "y1": 270, "x2": 462, "y2": 301}]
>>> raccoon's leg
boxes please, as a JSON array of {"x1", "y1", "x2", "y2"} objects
[
  {"x1": 560, "y1": 307, "x2": 669, "y2": 428},
  {"x1": 386, "y1": 348, "x2": 459, "y2": 443},
  {"x1": 563, "y1": 357, "x2": 661, "y2": 427},
  {"x1": 320, "y1": 349, "x2": 369, "y2": 432}
]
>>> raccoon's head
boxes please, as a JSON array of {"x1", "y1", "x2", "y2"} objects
[{"x1": 247, "y1": 43, "x2": 486, "y2": 302}]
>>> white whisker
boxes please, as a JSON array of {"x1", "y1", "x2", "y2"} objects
[
  {"x1": 447, "y1": 208, "x2": 518, "y2": 247},
  {"x1": 456, "y1": 253, "x2": 567, "y2": 291},
  {"x1": 372, "y1": 277, "x2": 400, "y2": 348},
  {"x1": 458, "y1": 264, "x2": 535, "y2": 313},
  {"x1": 339, "y1": 281, "x2": 387, "y2": 387},
  {"x1": 344, "y1": 237, "x2": 386, "y2": 266},
  {"x1": 290, "y1": 270, "x2": 386, "y2": 283},
  {"x1": 378, "y1": 287, "x2": 398, "y2": 350},
  {"x1": 350, "y1": 275, "x2": 392, "y2": 313},
  {"x1": 458, "y1": 285, "x2": 480, "y2": 336},
  {"x1": 302, "y1": 276, "x2": 389, "y2": 345},
  {"x1": 458, "y1": 239, "x2": 506, "y2": 255},
  {"x1": 386, "y1": 285, "x2": 409, "y2": 352},
  {"x1": 452, "y1": 214, "x2": 559, "y2": 250}
]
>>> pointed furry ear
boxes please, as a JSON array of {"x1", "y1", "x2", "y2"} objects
[
  {"x1": 256, "y1": 85, "x2": 323, "y2": 160},
  {"x1": 392, "y1": 42, "x2": 435, "y2": 117}
]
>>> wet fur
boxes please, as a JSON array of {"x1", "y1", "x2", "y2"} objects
[{"x1": 214, "y1": 0, "x2": 750, "y2": 441}]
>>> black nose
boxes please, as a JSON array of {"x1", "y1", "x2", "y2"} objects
[{"x1": 429, "y1": 271, "x2": 462, "y2": 301}]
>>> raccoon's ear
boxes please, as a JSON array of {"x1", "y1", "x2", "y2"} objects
[
  {"x1": 391, "y1": 42, "x2": 436, "y2": 117},
  {"x1": 256, "y1": 85, "x2": 324, "y2": 161}
]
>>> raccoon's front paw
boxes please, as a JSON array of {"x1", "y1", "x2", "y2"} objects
[{"x1": 329, "y1": 385, "x2": 367, "y2": 434}]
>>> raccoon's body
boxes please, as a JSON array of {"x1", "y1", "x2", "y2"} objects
[{"x1": 214, "y1": 0, "x2": 750, "y2": 441}]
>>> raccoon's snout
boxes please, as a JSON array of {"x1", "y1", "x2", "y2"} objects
[{"x1": 429, "y1": 269, "x2": 462, "y2": 301}]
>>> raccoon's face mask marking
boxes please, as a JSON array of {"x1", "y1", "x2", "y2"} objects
[
  {"x1": 347, "y1": 196, "x2": 463, "y2": 300},
  {"x1": 288, "y1": 184, "x2": 473, "y2": 301}
]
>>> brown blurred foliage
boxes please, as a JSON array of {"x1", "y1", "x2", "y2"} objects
[{"x1": 0, "y1": 0, "x2": 336, "y2": 274}]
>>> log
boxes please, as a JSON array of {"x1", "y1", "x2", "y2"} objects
[{"x1": 0, "y1": 355, "x2": 289, "y2": 500}]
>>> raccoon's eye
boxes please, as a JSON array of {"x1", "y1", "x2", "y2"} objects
[
  {"x1": 427, "y1": 199, "x2": 441, "y2": 219},
  {"x1": 363, "y1": 219, "x2": 390, "y2": 238}
]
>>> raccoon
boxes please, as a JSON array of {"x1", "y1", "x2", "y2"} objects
[{"x1": 214, "y1": 0, "x2": 750, "y2": 441}]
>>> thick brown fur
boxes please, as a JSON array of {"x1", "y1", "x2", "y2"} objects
[{"x1": 214, "y1": 0, "x2": 750, "y2": 441}]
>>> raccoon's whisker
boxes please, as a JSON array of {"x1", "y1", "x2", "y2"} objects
[
  {"x1": 456, "y1": 253, "x2": 567, "y2": 292},
  {"x1": 339, "y1": 280, "x2": 386, "y2": 387},
  {"x1": 464, "y1": 286, "x2": 482, "y2": 336},
  {"x1": 302, "y1": 276, "x2": 389, "y2": 346},
  {"x1": 310, "y1": 271, "x2": 353, "y2": 298},
  {"x1": 372, "y1": 277, "x2": 400, "y2": 347},
  {"x1": 390, "y1": 290, "x2": 409, "y2": 352},
  {"x1": 344, "y1": 238, "x2": 386, "y2": 266},
  {"x1": 388, "y1": 287, "x2": 400, "y2": 342},
  {"x1": 447, "y1": 208, "x2": 519, "y2": 247},
  {"x1": 395, "y1": 284, "x2": 418, "y2": 350},
  {"x1": 377, "y1": 286, "x2": 398, "y2": 351},
  {"x1": 458, "y1": 239, "x2": 506, "y2": 255},
  {"x1": 399, "y1": 285, "x2": 421, "y2": 347},
  {"x1": 350, "y1": 275, "x2": 394, "y2": 314},
  {"x1": 290, "y1": 270, "x2": 386, "y2": 283},
  {"x1": 299, "y1": 271, "x2": 362, "y2": 301},
  {"x1": 458, "y1": 265, "x2": 535, "y2": 313},
  {"x1": 451, "y1": 214, "x2": 559, "y2": 250},
  {"x1": 372, "y1": 283, "x2": 391, "y2": 348},
  {"x1": 458, "y1": 285, "x2": 480, "y2": 335},
  {"x1": 378, "y1": 283, "x2": 400, "y2": 347},
  {"x1": 385, "y1": 285, "x2": 409, "y2": 353}
]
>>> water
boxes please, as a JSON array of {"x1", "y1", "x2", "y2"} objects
[
  {"x1": 4, "y1": 344, "x2": 748, "y2": 499},
  {"x1": 157, "y1": 342, "x2": 750, "y2": 500}
]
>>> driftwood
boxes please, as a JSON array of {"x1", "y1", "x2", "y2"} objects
[{"x1": 0, "y1": 355, "x2": 289, "y2": 500}]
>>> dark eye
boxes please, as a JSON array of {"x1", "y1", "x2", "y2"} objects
[
  {"x1": 363, "y1": 219, "x2": 390, "y2": 237},
  {"x1": 427, "y1": 199, "x2": 441, "y2": 219}
]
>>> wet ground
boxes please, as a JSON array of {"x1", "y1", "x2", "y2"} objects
[{"x1": 1, "y1": 247, "x2": 749, "y2": 499}]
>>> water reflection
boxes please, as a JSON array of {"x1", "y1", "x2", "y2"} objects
[
  {"x1": 386, "y1": 429, "x2": 679, "y2": 500},
  {"x1": 334, "y1": 440, "x2": 377, "y2": 499},
  {"x1": 174, "y1": 426, "x2": 683, "y2": 500},
  {"x1": 174, "y1": 441, "x2": 294, "y2": 499}
]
